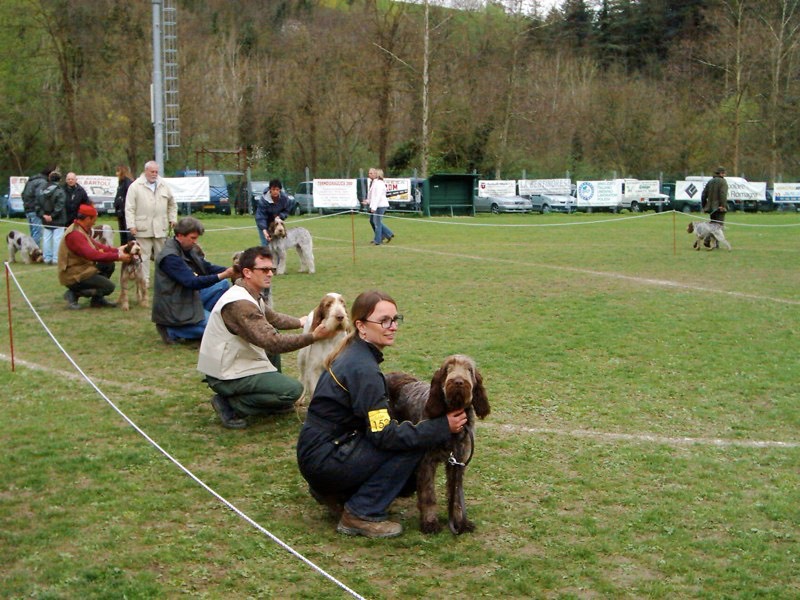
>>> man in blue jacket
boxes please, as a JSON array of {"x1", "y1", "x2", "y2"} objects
[{"x1": 151, "y1": 216, "x2": 236, "y2": 344}]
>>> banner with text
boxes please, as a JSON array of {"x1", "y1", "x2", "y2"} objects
[
  {"x1": 518, "y1": 178, "x2": 571, "y2": 196},
  {"x1": 312, "y1": 179, "x2": 359, "y2": 209},
  {"x1": 477, "y1": 180, "x2": 516, "y2": 197}
]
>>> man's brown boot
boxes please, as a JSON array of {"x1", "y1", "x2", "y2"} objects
[{"x1": 336, "y1": 509, "x2": 402, "y2": 538}]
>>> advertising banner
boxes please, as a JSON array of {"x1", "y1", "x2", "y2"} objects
[
  {"x1": 312, "y1": 179, "x2": 359, "y2": 209},
  {"x1": 576, "y1": 180, "x2": 621, "y2": 207},
  {"x1": 676, "y1": 178, "x2": 766, "y2": 202},
  {"x1": 624, "y1": 180, "x2": 661, "y2": 197},
  {"x1": 773, "y1": 182, "x2": 800, "y2": 202},
  {"x1": 9, "y1": 176, "x2": 26, "y2": 198},
  {"x1": 477, "y1": 180, "x2": 516, "y2": 198},
  {"x1": 163, "y1": 177, "x2": 210, "y2": 204},
  {"x1": 518, "y1": 178, "x2": 571, "y2": 196},
  {"x1": 385, "y1": 178, "x2": 412, "y2": 202}
]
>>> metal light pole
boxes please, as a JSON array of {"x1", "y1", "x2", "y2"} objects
[{"x1": 152, "y1": 0, "x2": 165, "y2": 166}]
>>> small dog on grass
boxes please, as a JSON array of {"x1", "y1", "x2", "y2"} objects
[
  {"x1": 6, "y1": 230, "x2": 44, "y2": 264},
  {"x1": 687, "y1": 221, "x2": 731, "y2": 251}
]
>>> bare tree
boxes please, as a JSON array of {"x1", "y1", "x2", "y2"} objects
[{"x1": 761, "y1": 0, "x2": 800, "y2": 182}]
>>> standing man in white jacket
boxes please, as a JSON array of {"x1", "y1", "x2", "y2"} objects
[{"x1": 125, "y1": 161, "x2": 177, "y2": 286}]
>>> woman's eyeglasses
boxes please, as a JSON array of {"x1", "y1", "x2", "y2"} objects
[{"x1": 363, "y1": 315, "x2": 404, "y2": 329}]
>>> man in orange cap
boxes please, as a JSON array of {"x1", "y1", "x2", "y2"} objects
[{"x1": 57, "y1": 203, "x2": 132, "y2": 309}]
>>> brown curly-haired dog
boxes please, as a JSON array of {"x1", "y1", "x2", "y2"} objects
[{"x1": 386, "y1": 355, "x2": 490, "y2": 535}]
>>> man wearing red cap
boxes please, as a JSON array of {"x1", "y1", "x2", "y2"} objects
[{"x1": 57, "y1": 203, "x2": 132, "y2": 309}]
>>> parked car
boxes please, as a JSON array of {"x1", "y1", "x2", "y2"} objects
[
  {"x1": 248, "y1": 180, "x2": 296, "y2": 216},
  {"x1": 4, "y1": 193, "x2": 25, "y2": 218},
  {"x1": 529, "y1": 193, "x2": 575, "y2": 214},
  {"x1": 293, "y1": 181, "x2": 314, "y2": 215},
  {"x1": 474, "y1": 194, "x2": 532, "y2": 214}
]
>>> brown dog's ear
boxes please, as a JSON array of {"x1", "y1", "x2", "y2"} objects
[
  {"x1": 311, "y1": 299, "x2": 326, "y2": 330},
  {"x1": 471, "y1": 369, "x2": 490, "y2": 419},
  {"x1": 424, "y1": 365, "x2": 448, "y2": 418}
]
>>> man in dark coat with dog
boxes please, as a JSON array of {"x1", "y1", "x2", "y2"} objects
[
  {"x1": 151, "y1": 216, "x2": 236, "y2": 344},
  {"x1": 702, "y1": 166, "x2": 728, "y2": 225}
]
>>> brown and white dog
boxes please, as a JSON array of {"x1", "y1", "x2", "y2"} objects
[
  {"x1": 386, "y1": 355, "x2": 490, "y2": 535},
  {"x1": 6, "y1": 230, "x2": 43, "y2": 264},
  {"x1": 267, "y1": 217, "x2": 315, "y2": 275},
  {"x1": 297, "y1": 293, "x2": 352, "y2": 402},
  {"x1": 118, "y1": 240, "x2": 148, "y2": 311}
]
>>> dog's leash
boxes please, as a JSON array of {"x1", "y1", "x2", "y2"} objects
[{"x1": 447, "y1": 424, "x2": 475, "y2": 468}]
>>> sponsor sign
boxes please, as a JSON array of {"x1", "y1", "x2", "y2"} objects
[
  {"x1": 9, "y1": 176, "x2": 26, "y2": 198},
  {"x1": 76, "y1": 175, "x2": 118, "y2": 210},
  {"x1": 385, "y1": 178, "x2": 412, "y2": 202},
  {"x1": 624, "y1": 180, "x2": 661, "y2": 197},
  {"x1": 773, "y1": 182, "x2": 800, "y2": 202},
  {"x1": 163, "y1": 177, "x2": 210, "y2": 204},
  {"x1": 676, "y1": 178, "x2": 766, "y2": 202},
  {"x1": 10, "y1": 175, "x2": 120, "y2": 213},
  {"x1": 312, "y1": 179, "x2": 358, "y2": 209},
  {"x1": 576, "y1": 180, "x2": 622, "y2": 207},
  {"x1": 477, "y1": 180, "x2": 516, "y2": 198},
  {"x1": 518, "y1": 178, "x2": 571, "y2": 196}
]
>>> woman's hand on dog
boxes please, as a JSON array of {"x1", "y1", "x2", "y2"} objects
[{"x1": 447, "y1": 409, "x2": 468, "y2": 433}]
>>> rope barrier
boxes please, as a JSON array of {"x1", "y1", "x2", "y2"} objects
[{"x1": 3, "y1": 261, "x2": 367, "y2": 600}]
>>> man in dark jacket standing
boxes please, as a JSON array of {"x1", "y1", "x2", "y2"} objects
[
  {"x1": 151, "y1": 216, "x2": 236, "y2": 344},
  {"x1": 255, "y1": 178, "x2": 291, "y2": 246},
  {"x1": 64, "y1": 172, "x2": 93, "y2": 224},
  {"x1": 701, "y1": 166, "x2": 728, "y2": 250},
  {"x1": 21, "y1": 166, "x2": 53, "y2": 247},
  {"x1": 39, "y1": 171, "x2": 68, "y2": 264},
  {"x1": 702, "y1": 166, "x2": 728, "y2": 225}
]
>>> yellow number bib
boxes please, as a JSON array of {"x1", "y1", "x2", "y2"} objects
[{"x1": 368, "y1": 408, "x2": 391, "y2": 433}]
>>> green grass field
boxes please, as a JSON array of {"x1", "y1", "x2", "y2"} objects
[{"x1": 1, "y1": 210, "x2": 798, "y2": 598}]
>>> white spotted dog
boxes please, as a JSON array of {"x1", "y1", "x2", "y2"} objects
[
  {"x1": 267, "y1": 217, "x2": 315, "y2": 275},
  {"x1": 6, "y1": 230, "x2": 44, "y2": 264},
  {"x1": 296, "y1": 293, "x2": 352, "y2": 405},
  {"x1": 118, "y1": 240, "x2": 148, "y2": 311},
  {"x1": 687, "y1": 221, "x2": 731, "y2": 251},
  {"x1": 91, "y1": 224, "x2": 115, "y2": 247}
]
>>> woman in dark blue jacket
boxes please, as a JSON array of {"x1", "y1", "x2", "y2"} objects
[
  {"x1": 255, "y1": 178, "x2": 290, "y2": 246},
  {"x1": 297, "y1": 290, "x2": 467, "y2": 538}
]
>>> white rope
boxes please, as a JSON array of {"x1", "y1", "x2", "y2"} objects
[
  {"x1": 3, "y1": 262, "x2": 367, "y2": 600},
  {"x1": 488, "y1": 423, "x2": 800, "y2": 449},
  {"x1": 381, "y1": 209, "x2": 800, "y2": 228}
]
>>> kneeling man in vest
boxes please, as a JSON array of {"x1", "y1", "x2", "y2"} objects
[{"x1": 197, "y1": 246, "x2": 336, "y2": 429}]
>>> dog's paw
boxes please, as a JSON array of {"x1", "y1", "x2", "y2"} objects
[
  {"x1": 449, "y1": 518, "x2": 476, "y2": 535},
  {"x1": 420, "y1": 519, "x2": 443, "y2": 535},
  {"x1": 120, "y1": 303, "x2": 130, "y2": 311}
]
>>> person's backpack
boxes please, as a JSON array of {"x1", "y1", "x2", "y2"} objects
[{"x1": 39, "y1": 184, "x2": 58, "y2": 213}]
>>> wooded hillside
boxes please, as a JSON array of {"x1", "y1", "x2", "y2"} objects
[{"x1": 1, "y1": 0, "x2": 798, "y2": 185}]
